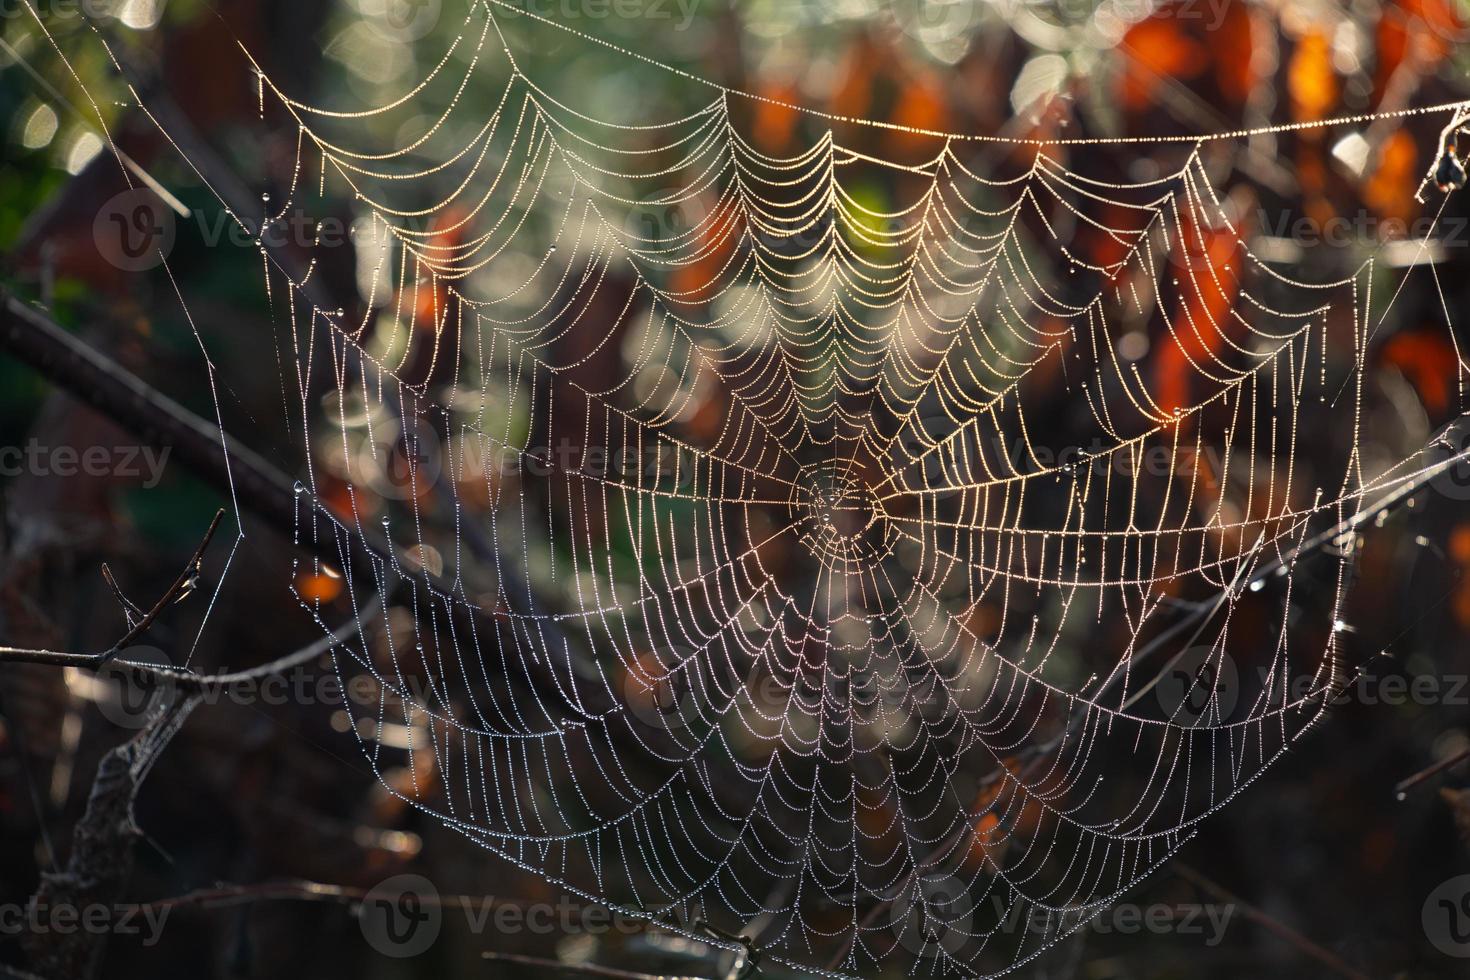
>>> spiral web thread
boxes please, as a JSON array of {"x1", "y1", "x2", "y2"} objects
[{"x1": 37, "y1": 0, "x2": 1470, "y2": 975}]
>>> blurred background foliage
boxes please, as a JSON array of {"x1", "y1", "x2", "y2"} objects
[{"x1": 3, "y1": 0, "x2": 1470, "y2": 978}]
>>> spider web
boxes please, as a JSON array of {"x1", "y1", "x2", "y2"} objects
[{"x1": 40, "y1": 0, "x2": 1470, "y2": 975}]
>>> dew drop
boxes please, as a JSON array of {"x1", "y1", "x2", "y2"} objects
[{"x1": 293, "y1": 480, "x2": 307, "y2": 496}]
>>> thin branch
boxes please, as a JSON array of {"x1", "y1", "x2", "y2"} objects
[
  {"x1": 1395, "y1": 745, "x2": 1470, "y2": 799},
  {"x1": 99, "y1": 564, "x2": 145, "y2": 626},
  {"x1": 1172, "y1": 863, "x2": 1369, "y2": 980},
  {"x1": 142, "y1": 878, "x2": 553, "y2": 913},
  {"x1": 96, "y1": 509, "x2": 223, "y2": 665},
  {"x1": 0, "y1": 595, "x2": 379, "y2": 694},
  {"x1": 19, "y1": 697, "x2": 198, "y2": 979},
  {"x1": 0, "y1": 504, "x2": 376, "y2": 690},
  {"x1": 1, "y1": 290, "x2": 300, "y2": 537},
  {"x1": 0, "y1": 509, "x2": 223, "y2": 673},
  {"x1": 480, "y1": 951, "x2": 706, "y2": 980}
]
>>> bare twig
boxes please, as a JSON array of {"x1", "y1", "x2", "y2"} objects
[
  {"x1": 0, "y1": 291, "x2": 300, "y2": 536},
  {"x1": 1172, "y1": 863, "x2": 1369, "y2": 980},
  {"x1": 0, "y1": 594, "x2": 378, "y2": 695},
  {"x1": 1395, "y1": 746, "x2": 1470, "y2": 800},
  {"x1": 0, "y1": 509, "x2": 222, "y2": 671},
  {"x1": 19, "y1": 697, "x2": 198, "y2": 980},
  {"x1": 98, "y1": 565, "x2": 144, "y2": 627},
  {"x1": 480, "y1": 951, "x2": 706, "y2": 980},
  {"x1": 141, "y1": 878, "x2": 572, "y2": 914},
  {"x1": 95, "y1": 510, "x2": 223, "y2": 665},
  {"x1": 0, "y1": 509, "x2": 222, "y2": 672}
]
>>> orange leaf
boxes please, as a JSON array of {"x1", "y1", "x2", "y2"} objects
[
  {"x1": 1375, "y1": 0, "x2": 1462, "y2": 103},
  {"x1": 1118, "y1": 1, "x2": 1256, "y2": 114},
  {"x1": 888, "y1": 75, "x2": 950, "y2": 160},
  {"x1": 1363, "y1": 128, "x2": 1420, "y2": 224},
  {"x1": 1154, "y1": 216, "x2": 1244, "y2": 414},
  {"x1": 1118, "y1": 15, "x2": 1207, "y2": 111},
  {"x1": 752, "y1": 81, "x2": 802, "y2": 154},
  {"x1": 295, "y1": 567, "x2": 344, "y2": 604},
  {"x1": 1211, "y1": 1, "x2": 1258, "y2": 107},
  {"x1": 1288, "y1": 31, "x2": 1338, "y2": 122},
  {"x1": 1382, "y1": 329, "x2": 1460, "y2": 415}
]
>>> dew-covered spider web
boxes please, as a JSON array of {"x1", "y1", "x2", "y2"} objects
[{"x1": 38, "y1": 0, "x2": 1470, "y2": 975}]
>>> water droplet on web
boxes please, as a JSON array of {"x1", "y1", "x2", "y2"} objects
[
  {"x1": 262, "y1": 192, "x2": 271, "y2": 203},
  {"x1": 293, "y1": 480, "x2": 307, "y2": 496}
]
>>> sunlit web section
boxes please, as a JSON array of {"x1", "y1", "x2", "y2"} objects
[{"x1": 91, "y1": 0, "x2": 1470, "y2": 975}]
